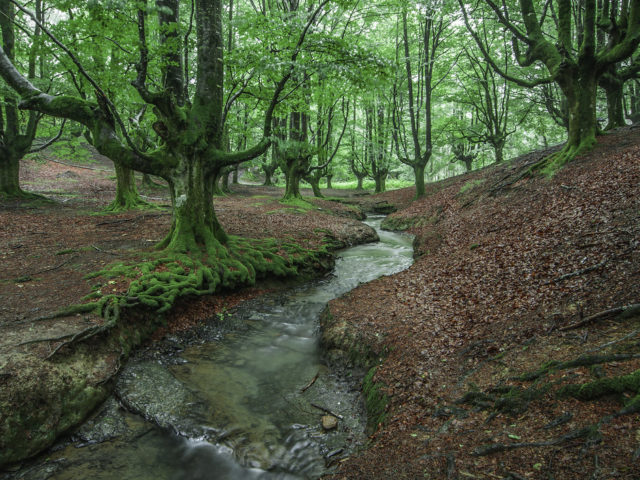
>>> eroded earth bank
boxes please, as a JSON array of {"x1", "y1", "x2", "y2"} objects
[{"x1": 321, "y1": 126, "x2": 640, "y2": 479}]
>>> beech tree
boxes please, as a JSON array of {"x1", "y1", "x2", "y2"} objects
[
  {"x1": 460, "y1": 0, "x2": 640, "y2": 172},
  {"x1": 392, "y1": 1, "x2": 452, "y2": 197},
  {"x1": 0, "y1": 0, "x2": 328, "y2": 258},
  {"x1": 0, "y1": 0, "x2": 63, "y2": 199}
]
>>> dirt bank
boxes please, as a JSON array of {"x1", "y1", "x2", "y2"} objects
[{"x1": 322, "y1": 126, "x2": 640, "y2": 479}]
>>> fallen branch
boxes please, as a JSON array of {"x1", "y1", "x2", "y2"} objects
[
  {"x1": 472, "y1": 426, "x2": 594, "y2": 456},
  {"x1": 560, "y1": 304, "x2": 640, "y2": 331},
  {"x1": 587, "y1": 329, "x2": 640, "y2": 353},
  {"x1": 91, "y1": 245, "x2": 121, "y2": 256},
  {"x1": 552, "y1": 259, "x2": 608, "y2": 283},
  {"x1": 311, "y1": 402, "x2": 344, "y2": 420},
  {"x1": 300, "y1": 371, "x2": 319, "y2": 393},
  {"x1": 31, "y1": 255, "x2": 78, "y2": 275}
]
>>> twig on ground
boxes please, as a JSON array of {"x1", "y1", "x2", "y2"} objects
[
  {"x1": 552, "y1": 259, "x2": 608, "y2": 283},
  {"x1": 311, "y1": 402, "x2": 344, "y2": 420},
  {"x1": 587, "y1": 329, "x2": 640, "y2": 353},
  {"x1": 472, "y1": 426, "x2": 594, "y2": 456},
  {"x1": 32, "y1": 255, "x2": 78, "y2": 275},
  {"x1": 300, "y1": 371, "x2": 319, "y2": 393}
]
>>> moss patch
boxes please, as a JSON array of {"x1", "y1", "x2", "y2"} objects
[{"x1": 363, "y1": 366, "x2": 390, "y2": 433}]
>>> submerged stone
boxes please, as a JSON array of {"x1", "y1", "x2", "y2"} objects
[{"x1": 321, "y1": 415, "x2": 338, "y2": 431}]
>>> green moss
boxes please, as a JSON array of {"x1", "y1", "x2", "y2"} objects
[
  {"x1": 458, "y1": 178, "x2": 485, "y2": 195},
  {"x1": 55, "y1": 248, "x2": 76, "y2": 255},
  {"x1": 559, "y1": 369, "x2": 640, "y2": 401},
  {"x1": 363, "y1": 367, "x2": 389, "y2": 433}
]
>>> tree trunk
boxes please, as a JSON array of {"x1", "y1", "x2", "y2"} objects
[
  {"x1": 0, "y1": 149, "x2": 27, "y2": 198},
  {"x1": 326, "y1": 174, "x2": 332, "y2": 189},
  {"x1": 105, "y1": 164, "x2": 147, "y2": 211},
  {"x1": 542, "y1": 73, "x2": 599, "y2": 172},
  {"x1": 221, "y1": 168, "x2": 231, "y2": 193},
  {"x1": 210, "y1": 169, "x2": 225, "y2": 196},
  {"x1": 493, "y1": 142, "x2": 504, "y2": 164},
  {"x1": 262, "y1": 161, "x2": 277, "y2": 186},
  {"x1": 604, "y1": 82, "x2": 626, "y2": 130},
  {"x1": 283, "y1": 162, "x2": 303, "y2": 201},
  {"x1": 356, "y1": 175, "x2": 364, "y2": 190},
  {"x1": 309, "y1": 177, "x2": 323, "y2": 198},
  {"x1": 232, "y1": 165, "x2": 239, "y2": 184},
  {"x1": 159, "y1": 155, "x2": 228, "y2": 253},
  {"x1": 374, "y1": 172, "x2": 386, "y2": 193},
  {"x1": 414, "y1": 163, "x2": 426, "y2": 198}
]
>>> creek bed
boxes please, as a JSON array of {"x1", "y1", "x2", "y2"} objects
[{"x1": 10, "y1": 217, "x2": 413, "y2": 480}]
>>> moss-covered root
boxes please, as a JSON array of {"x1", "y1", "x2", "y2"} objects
[
  {"x1": 103, "y1": 194, "x2": 156, "y2": 213},
  {"x1": 533, "y1": 136, "x2": 596, "y2": 176},
  {"x1": 559, "y1": 369, "x2": 640, "y2": 405},
  {"x1": 363, "y1": 367, "x2": 389, "y2": 434}
]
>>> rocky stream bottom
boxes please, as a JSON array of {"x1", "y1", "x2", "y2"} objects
[{"x1": 4, "y1": 218, "x2": 413, "y2": 480}]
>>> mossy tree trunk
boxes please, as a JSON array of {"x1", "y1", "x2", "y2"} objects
[
  {"x1": 307, "y1": 173, "x2": 323, "y2": 198},
  {"x1": 282, "y1": 159, "x2": 305, "y2": 200},
  {"x1": 0, "y1": 149, "x2": 26, "y2": 198},
  {"x1": 374, "y1": 173, "x2": 386, "y2": 193},
  {"x1": 278, "y1": 111, "x2": 314, "y2": 202},
  {"x1": 105, "y1": 164, "x2": 149, "y2": 211},
  {"x1": 326, "y1": 173, "x2": 332, "y2": 189}
]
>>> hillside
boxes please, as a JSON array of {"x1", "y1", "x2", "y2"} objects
[{"x1": 322, "y1": 125, "x2": 640, "y2": 479}]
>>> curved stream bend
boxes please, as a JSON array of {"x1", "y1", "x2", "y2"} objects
[{"x1": 20, "y1": 217, "x2": 413, "y2": 480}]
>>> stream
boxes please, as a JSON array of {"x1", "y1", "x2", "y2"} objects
[{"x1": 12, "y1": 217, "x2": 413, "y2": 480}]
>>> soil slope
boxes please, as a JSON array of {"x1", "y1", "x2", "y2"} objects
[{"x1": 323, "y1": 126, "x2": 640, "y2": 479}]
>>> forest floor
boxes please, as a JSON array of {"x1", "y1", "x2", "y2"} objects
[{"x1": 323, "y1": 125, "x2": 640, "y2": 479}]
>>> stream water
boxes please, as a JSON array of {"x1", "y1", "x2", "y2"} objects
[{"x1": 12, "y1": 217, "x2": 413, "y2": 480}]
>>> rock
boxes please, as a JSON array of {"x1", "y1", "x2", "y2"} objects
[
  {"x1": 57, "y1": 170, "x2": 80, "y2": 179},
  {"x1": 322, "y1": 415, "x2": 338, "y2": 431}
]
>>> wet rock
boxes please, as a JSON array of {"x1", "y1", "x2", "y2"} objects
[
  {"x1": 71, "y1": 397, "x2": 131, "y2": 445},
  {"x1": 321, "y1": 415, "x2": 338, "y2": 431},
  {"x1": 115, "y1": 360, "x2": 208, "y2": 438},
  {"x1": 56, "y1": 170, "x2": 80, "y2": 179}
]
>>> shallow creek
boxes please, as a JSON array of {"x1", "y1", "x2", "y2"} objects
[{"x1": 14, "y1": 217, "x2": 413, "y2": 480}]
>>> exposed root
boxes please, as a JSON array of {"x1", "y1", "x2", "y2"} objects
[
  {"x1": 559, "y1": 369, "x2": 640, "y2": 402},
  {"x1": 37, "y1": 236, "x2": 329, "y2": 359},
  {"x1": 472, "y1": 425, "x2": 599, "y2": 456},
  {"x1": 560, "y1": 303, "x2": 640, "y2": 331},
  {"x1": 518, "y1": 353, "x2": 640, "y2": 382}
]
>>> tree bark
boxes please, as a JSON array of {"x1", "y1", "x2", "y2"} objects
[
  {"x1": 414, "y1": 163, "x2": 426, "y2": 198},
  {"x1": 0, "y1": 149, "x2": 25, "y2": 198},
  {"x1": 105, "y1": 164, "x2": 148, "y2": 211},
  {"x1": 603, "y1": 81, "x2": 626, "y2": 130}
]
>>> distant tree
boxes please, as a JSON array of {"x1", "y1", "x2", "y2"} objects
[{"x1": 392, "y1": 1, "x2": 452, "y2": 197}]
